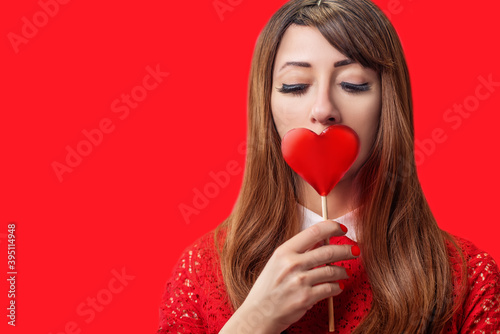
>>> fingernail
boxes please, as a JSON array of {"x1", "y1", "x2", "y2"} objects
[
  {"x1": 338, "y1": 281, "x2": 345, "y2": 290},
  {"x1": 351, "y1": 245, "x2": 360, "y2": 256},
  {"x1": 339, "y1": 223, "x2": 348, "y2": 233},
  {"x1": 345, "y1": 268, "x2": 352, "y2": 277}
]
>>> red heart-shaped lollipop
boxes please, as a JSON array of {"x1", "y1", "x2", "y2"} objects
[{"x1": 281, "y1": 125, "x2": 360, "y2": 196}]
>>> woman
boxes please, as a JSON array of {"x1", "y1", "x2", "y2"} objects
[{"x1": 157, "y1": 0, "x2": 500, "y2": 333}]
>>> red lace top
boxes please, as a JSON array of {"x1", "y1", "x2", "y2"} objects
[{"x1": 156, "y1": 230, "x2": 500, "y2": 333}]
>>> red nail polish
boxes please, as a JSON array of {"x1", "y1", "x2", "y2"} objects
[
  {"x1": 339, "y1": 223, "x2": 348, "y2": 233},
  {"x1": 351, "y1": 245, "x2": 360, "y2": 256},
  {"x1": 345, "y1": 268, "x2": 352, "y2": 277},
  {"x1": 338, "y1": 281, "x2": 345, "y2": 290}
]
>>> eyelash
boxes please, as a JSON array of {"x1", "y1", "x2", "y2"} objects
[
  {"x1": 277, "y1": 84, "x2": 309, "y2": 96},
  {"x1": 277, "y1": 82, "x2": 370, "y2": 96},
  {"x1": 340, "y1": 82, "x2": 371, "y2": 94}
]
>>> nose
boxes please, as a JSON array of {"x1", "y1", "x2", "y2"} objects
[{"x1": 310, "y1": 85, "x2": 341, "y2": 127}]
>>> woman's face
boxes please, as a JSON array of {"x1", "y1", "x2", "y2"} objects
[{"x1": 271, "y1": 24, "x2": 381, "y2": 180}]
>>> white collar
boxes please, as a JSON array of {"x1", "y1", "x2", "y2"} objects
[{"x1": 298, "y1": 203, "x2": 358, "y2": 242}]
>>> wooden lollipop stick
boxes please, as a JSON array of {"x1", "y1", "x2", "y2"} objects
[{"x1": 322, "y1": 195, "x2": 335, "y2": 332}]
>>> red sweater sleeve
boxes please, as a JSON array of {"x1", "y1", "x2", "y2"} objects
[
  {"x1": 157, "y1": 244, "x2": 206, "y2": 333},
  {"x1": 156, "y1": 230, "x2": 233, "y2": 334},
  {"x1": 457, "y1": 238, "x2": 500, "y2": 332}
]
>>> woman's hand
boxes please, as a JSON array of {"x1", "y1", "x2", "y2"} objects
[{"x1": 220, "y1": 220, "x2": 359, "y2": 334}]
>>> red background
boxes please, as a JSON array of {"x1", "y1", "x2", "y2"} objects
[{"x1": 1, "y1": 0, "x2": 499, "y2": 333}]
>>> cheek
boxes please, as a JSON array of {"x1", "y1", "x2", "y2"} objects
[
  {"x1": 337, "y1": 95, "x2": 381, "y2": 166},
  {"x1": 270, "y1": 93, "x2": 285, "y2": 137},
  {"x1": 356, "y1": 111, "x2": 379, "y2": 162},
  {"x1": 359, "y1": 105, "x2": 380, "y2": 147},
  {"x1": 271, "y1": 93, "x2": 310, "y2": 138}
]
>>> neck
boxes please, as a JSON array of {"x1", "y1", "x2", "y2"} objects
[{"x1": 300, "y1": 177, "x2": 357, "y2": 219}]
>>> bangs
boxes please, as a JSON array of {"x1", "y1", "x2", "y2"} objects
[{"x1": 291, "y1": 1, "x2": 394, "y2": 72}]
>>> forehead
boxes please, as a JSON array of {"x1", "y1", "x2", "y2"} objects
[{"x1": 274, "y1": 25, "x2": 347, "y2": 70}]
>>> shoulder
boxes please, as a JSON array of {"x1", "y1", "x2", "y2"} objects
[
  {"x1": 446, "y1": 234, "x2": 500, "y2": 330},
  {"x1": 173, "y1": 228, "x2": 224, "y2": 279},
  {"x1": 182, "y1": 227, "x2": 226, "y2": 258},
  {"x1": 446, "y1": 234, "x2": 499, "y2": 278}
]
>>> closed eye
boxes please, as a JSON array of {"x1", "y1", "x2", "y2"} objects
[
  {"x1": 340, "y1": 82, "x2": 370, "y2": 94},
  {"x1": 277, "y1": 84, "x2": 309, "y2": 96},
  {"x1": 277, "y1": 82, "x2": 371, "y2": 96}
]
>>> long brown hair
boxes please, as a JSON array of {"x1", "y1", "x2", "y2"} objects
[{"x1": 214, "y1": 0, "x2": 466, "y2": 332}]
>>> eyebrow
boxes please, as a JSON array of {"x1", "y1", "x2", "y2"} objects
[{"x1": 278, "y1": 58, "x2": 354, "y2": 72}]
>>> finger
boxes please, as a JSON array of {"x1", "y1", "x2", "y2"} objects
[
  {"x1": 306, "y1": 264, "x2": 350, "y2": 286},
  {"x1": 308, "y1": 281, "x2": 344, "y2": 304},
  {"x1": 284, "y1": 220, "x2": 347, "y2": 254},
  {"x1": 300, "y1": 244, "x2": 360, "y2": 270},
  {"x1": 305, "y1": 240, "x2": 325, "y2": 252}
]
